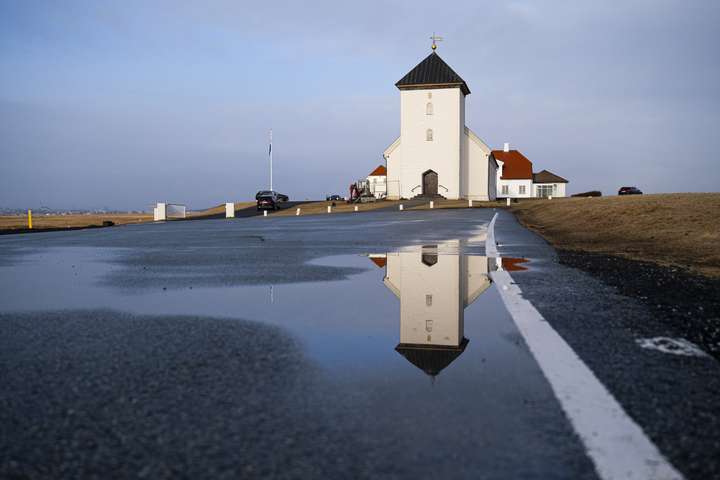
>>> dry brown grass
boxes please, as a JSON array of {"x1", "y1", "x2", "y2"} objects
[
  {"x1": 407, "y1": 198, "x2": 505, "y2": 210},
  {"x1": 0, "y1": 212, "x2": 153, "y2": 231},
  {"x1": 186, "y1": 202, "x2": 256, "y2": 218},
  {"x1": 272, "y1": 200, "x2": 402, "y2": 216},
  {"x1": 511, "y1": 193, "x2": 720, "y2": 277}
]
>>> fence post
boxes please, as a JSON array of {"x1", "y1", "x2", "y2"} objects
[
  {"x1": 263, "y1": 210, "x2": 268, "y2": 217},
  {"x1": 27, "y1": 209, "x2": 32, "y2": 229},
  {"x1": 399, "y1": 204, "x2": 404, "y2": 211},
  {"x1": 506, "y1": 198, "x2": 511, "y2": 206},
  {"x1": 354, "y1": 205, "x2": 358, "y2": 212},
  {"x1": 468, "y1": 199, "x2": 473, "y2": 207},
  {"x1": 296, "y1": 208, "x2": 301, "y2": 216},
  {"x1": 429, "y1": 201, "x2": 434, "y2": 209}
]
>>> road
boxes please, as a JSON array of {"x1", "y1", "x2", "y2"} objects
[{"x1": 0, "y1": 209, "x2": 717, "y2": 479}]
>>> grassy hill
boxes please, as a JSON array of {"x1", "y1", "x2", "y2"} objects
[{"x1": 511, "y1": 193, "x2": 720, "y2": 277}]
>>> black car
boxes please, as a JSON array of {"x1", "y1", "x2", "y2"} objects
[
  {"x1": 326, "y1": 194, "x2": 343, "y2": 201},
  {"x1": 257, "y1": 193, "x2": 280, "y2": 211},
  {"x1": 618, "y1": 186, "x2": 643, "y2": 195},
  {"x1": 256, "y1": 190, "x2": 289, "y2": 202}
]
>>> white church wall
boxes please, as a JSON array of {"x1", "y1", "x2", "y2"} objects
[
  {"x1": 384, "y1": 138, "x2": 402, "y2": 200},
  {"x1": 399, "y1": 88, "x2": 463, "y2": 199},
  {"x1": 463, "y1": 127, "x2": 495, "y2": 200}
]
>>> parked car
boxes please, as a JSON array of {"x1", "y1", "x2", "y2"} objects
[
  {"x1": 326, "y1": 194, "x2": 343, "y2": 201},
  {"x1": 257, "y1": 193, "x2": 281, "y2": 211},
  {"x1": 618, "y1": 186, "x2": 643, "y2": 195},
  {"x1": 256, "y1": 190, "x2": 289, "y2": 202}
]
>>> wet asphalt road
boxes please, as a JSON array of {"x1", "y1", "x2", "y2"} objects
[{"x1": 1, "y1": 209, "x2": 718, "y2": 479}]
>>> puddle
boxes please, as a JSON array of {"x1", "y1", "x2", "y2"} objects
[
  {"x1": 0, "y1": 244, "x2": 589, "y2": 477},
  {"x1": 0, "y1": 245, "x2": 532, "y2": 378}
]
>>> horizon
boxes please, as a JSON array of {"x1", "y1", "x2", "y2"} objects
[{"x1": 1, "y1": 1, "x2": 719, "y2": 210}]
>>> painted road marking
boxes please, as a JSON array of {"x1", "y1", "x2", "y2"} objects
[{"x1": 487, "y1": 213, "x2": 684, "y2": 480}]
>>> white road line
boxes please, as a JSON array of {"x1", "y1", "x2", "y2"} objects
[{"x1": 486, "y1": 213, "x2": 684, "y2": 480}]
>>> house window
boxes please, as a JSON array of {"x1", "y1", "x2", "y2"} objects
[
  {"x1": 501, "y1": 185, "x2": 509, "y2": 195},
  {"x1": 426, "y1": 294, "x2": 432, "y2": 306},
  {"x1": 426, "y1": 129, "x2": 433, "y2": 141},
  {"x1": 536, "y1": 185, "x2": 554, "y2": 198},
  {"x1": 519, "y1": 185, "x2": 526, "y2": 195},
  {"x1": 426, "y1": 102, "x2": 433, "y2": 115}
]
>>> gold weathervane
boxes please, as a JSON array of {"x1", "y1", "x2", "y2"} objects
[{"x1": 430, "y1": 33, "x2": 443, "y2": 50}]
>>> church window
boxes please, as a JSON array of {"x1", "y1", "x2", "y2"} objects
[
  {"x1": 426, "y1": 102, "x2": 433, "y2": 115},
  {"x1": 426, "y1": 129, "x2": 433, "y2": 141}
]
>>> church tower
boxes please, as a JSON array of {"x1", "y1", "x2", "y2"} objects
[{"x1": 383, "y1": 45, "x2": 496, "y2": 201}]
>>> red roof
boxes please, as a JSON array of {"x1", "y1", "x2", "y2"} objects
[
  {"x1": 368, "y1": 165, "x2": 387, "y2": 176},
  {"x1": 491, "y1": 150, "x2": 533, "y2": 180},
  {"x1": 369, "y1": 257, "x2": 386, "y2": 268}
]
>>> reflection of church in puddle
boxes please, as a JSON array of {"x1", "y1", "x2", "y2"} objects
[{"x1": 369, "y1": 245, "x2": 495, "y2": 378}]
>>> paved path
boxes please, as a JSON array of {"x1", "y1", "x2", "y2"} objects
[{"x1": 0, "y1": 209, "x2": 717, "y2": 479}]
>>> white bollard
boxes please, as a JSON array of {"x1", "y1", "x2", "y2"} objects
[
  {"x1": 225, "y1": 202, "x2": 235, "y2": 218},
  {"x1": 354, "y1": 205, "x2": 358, "y2": 212},
  {"x1": 296, "y1": 208, "x2": 300, "y2": 216},
  {"x1": 399, "y1": 204, "x2": 404, "y2": 211},
  {"x1": 429, "y1": 200, "x2": 434, "y2": 209},
  {"x1": 548, "y1": 195, "x2": 553, "y2": 200},
  {"x1": 327, "y1": 205, "x2": 332, "y2": 213},
  {"x1": 506, "y1": 198, "x2": 511, "y2": 206},
  {"x1": 468, "y1": 199, "x2": 473, "y2": 207},
  {"x1": 263, "y1": 210, "x2": 268, "y2": 217}
]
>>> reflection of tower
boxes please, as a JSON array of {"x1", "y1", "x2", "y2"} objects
[{"x1": 375, "y1": 245, "x2": 492, "y2": 377}]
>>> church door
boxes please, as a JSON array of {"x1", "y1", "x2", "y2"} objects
[{"x1": 422, "y1": 170, "x2": 438, "y2": 196}]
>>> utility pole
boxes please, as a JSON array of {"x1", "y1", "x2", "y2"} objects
[{"x1": 269, "y1": 129, "x2": 273, "y2": 191}]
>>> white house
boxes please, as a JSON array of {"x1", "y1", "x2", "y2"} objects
[
  {"x1": 383, "y1": 48, "x2": 497, "y2": 201},
  {"x1": 492, "y1": 143, "x2": 568, "y2": 198},
  {"x1": 366, "y1": 165, "x2": 387, "y2": 199}
]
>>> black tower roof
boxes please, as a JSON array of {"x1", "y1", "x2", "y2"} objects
[
  {"x1": 395, "y1": 52, "x2": 470, "y2": 95},
  {"x1": 395, "y1": 338, "x2": 469, "y2": 377}
]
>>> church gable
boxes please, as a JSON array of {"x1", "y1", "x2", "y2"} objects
[{"x1": 395, "y1": 52, "x2": 470, "y2": 95}]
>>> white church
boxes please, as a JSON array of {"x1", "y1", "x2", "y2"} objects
[
  {"x1": 382, "y1": 44, "x2": 567, "y2": 201},
  {"x1": 383, "y1": 45, "x2": 496, "y2": 201}
]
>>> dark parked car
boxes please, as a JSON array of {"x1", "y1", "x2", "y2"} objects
[
  {"x1": 618, "y1": 186, "x2": 643, "y2": 195},
  {"x1": 255, "y1": 190, "x2": 289, "y2": 202},
  {"x1": 326, "y1": 194, "x2": 343, "y2": 201},
  {"x1": 257, "y1": 193, "x2": 280, "y2": 211}
]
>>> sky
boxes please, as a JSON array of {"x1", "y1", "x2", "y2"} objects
[{"x1": 1, "y1": 0, "x2": 719, "y2": 210}]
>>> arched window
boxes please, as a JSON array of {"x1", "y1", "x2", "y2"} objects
[
  {"x1": 426, "y1": 129, "x2": 433, "y2": 141},
  {"x1": 426, "y1": 102, "x2": 433, "y2": 115}
]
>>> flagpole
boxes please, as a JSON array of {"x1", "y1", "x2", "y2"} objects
[{"x1": 269, "y1": 129, "x2": 273, "y2": 191}]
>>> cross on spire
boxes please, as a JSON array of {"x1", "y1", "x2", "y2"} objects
[{"x1": 430, "y1": 32, "x2": 443, "y2": 51}]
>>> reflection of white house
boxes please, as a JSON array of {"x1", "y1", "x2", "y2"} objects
[
  {"x1": 383, "y1": 48, "x2": 497, "y2": 201},
  {"x1": 373, "y1": 245, "x2": 493, "y2": 377},
  {"x1": 492, "y1": 143, "x2": 568, "y2": 198},
  {"x1": 366, "y1": 165, "x2": 387, "y2": 199}
]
